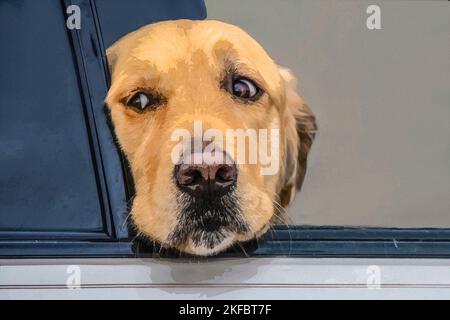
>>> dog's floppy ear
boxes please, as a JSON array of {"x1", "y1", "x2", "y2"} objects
[{"x1": 278, "y1": 68, "x2": 317, "y2": 207}]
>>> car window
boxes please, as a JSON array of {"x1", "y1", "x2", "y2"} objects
[
  {"x1": 1, "y1": 0, "x2": 448, "y2": 259},
  {"x1": 0, "y1": 0, "x2": 105, "y2": 234}
]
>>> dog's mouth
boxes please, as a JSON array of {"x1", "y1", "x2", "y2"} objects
[{"x1": 167, "y1": 188, "x2": 250, "y2": 255}]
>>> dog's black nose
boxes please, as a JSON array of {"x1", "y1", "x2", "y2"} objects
[{"x1": 174, "y1": 152, "x2": 237, "y2": 197}]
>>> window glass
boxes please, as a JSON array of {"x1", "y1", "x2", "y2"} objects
[
  {"x1": 0, "y1": 1, "x2": 104, "y2": 233},
  {"x1": 206, "y1": 0, "x2": 450, "y2": 228},
  {"x1": 95, "y1": 0, "x2": 206, "y2": 48}
]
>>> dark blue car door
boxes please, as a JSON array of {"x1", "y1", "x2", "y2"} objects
[{"x1": 0, "y1": 0, "x2": 206, "y2": 257}]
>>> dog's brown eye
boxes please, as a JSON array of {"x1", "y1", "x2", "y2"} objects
[
  {"x1": 232, "y1": 78, "x2": 260, "y2": 100},
  {"x1": 127, "y1": 92, "x2": 158, "y2": 111}
]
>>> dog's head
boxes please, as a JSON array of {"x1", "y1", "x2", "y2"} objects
[{"x1": 106, "y1": 20, "x2": 316, "y2": 256}]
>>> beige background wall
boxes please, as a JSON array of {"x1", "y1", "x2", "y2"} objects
[{"x1": 206, "y1": 0, "x2": 450, "y2": 227}]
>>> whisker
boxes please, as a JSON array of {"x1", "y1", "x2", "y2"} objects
[{"x1": 237, "y1": 241, "x2": 249, "y2": 257}]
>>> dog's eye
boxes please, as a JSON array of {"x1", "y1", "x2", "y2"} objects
[
  {"x1": 127, "y1": 92, "x2": 158, "y2": 111},
  {"x1": 232, "y1": 78, "x2": 260, "y2": 100}
]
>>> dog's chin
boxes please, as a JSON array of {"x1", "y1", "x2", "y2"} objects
[
  {"x1": 167, "y1": 188, "x2": 250, "y2": 256},
  {"x1": 182, "y1": 231, "x2": 236, "y2": 256}
]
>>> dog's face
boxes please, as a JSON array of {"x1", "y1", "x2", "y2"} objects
[{"x1": 106, "y1": 20, "x2": 316, "y2": 256}]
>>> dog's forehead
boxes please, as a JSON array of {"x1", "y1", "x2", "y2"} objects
[{"x1": 113, "y1": 20, "x2": 281, "y2": 83}]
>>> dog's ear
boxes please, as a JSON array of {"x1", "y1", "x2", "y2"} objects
[{"x1": 278, "y1": 68, "x2": 317, "y2": 207}]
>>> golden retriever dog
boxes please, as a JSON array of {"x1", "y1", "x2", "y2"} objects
[{"x1": 106, "y1": 20, "x2": 316, "y2": 256}]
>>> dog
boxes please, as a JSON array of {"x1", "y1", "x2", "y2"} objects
[{"x1": 106, "y1": 20, "x2": 316, "y2": 256}]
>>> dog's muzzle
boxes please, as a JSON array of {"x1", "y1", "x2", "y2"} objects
[{"x1": 169, "y1": 149, "x2": 248, "y2": 252}]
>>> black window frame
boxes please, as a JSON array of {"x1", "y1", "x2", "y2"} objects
[{"x1": 1, "y1": 0, "x2": 449, "y2": 259}]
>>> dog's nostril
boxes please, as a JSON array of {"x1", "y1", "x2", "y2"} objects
[
  {"x1": 215, "y1": 165, "x2": 236, "y2": 183},
  {"x1": 191, "y1": 171, "x2": 204, "y2": 185},
  {"x1": 175, "y1": 165, "x2": 204, "y2": 186},
  {"x1": 174, "y1": 155, "x2": 237, "y2": 196}
]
